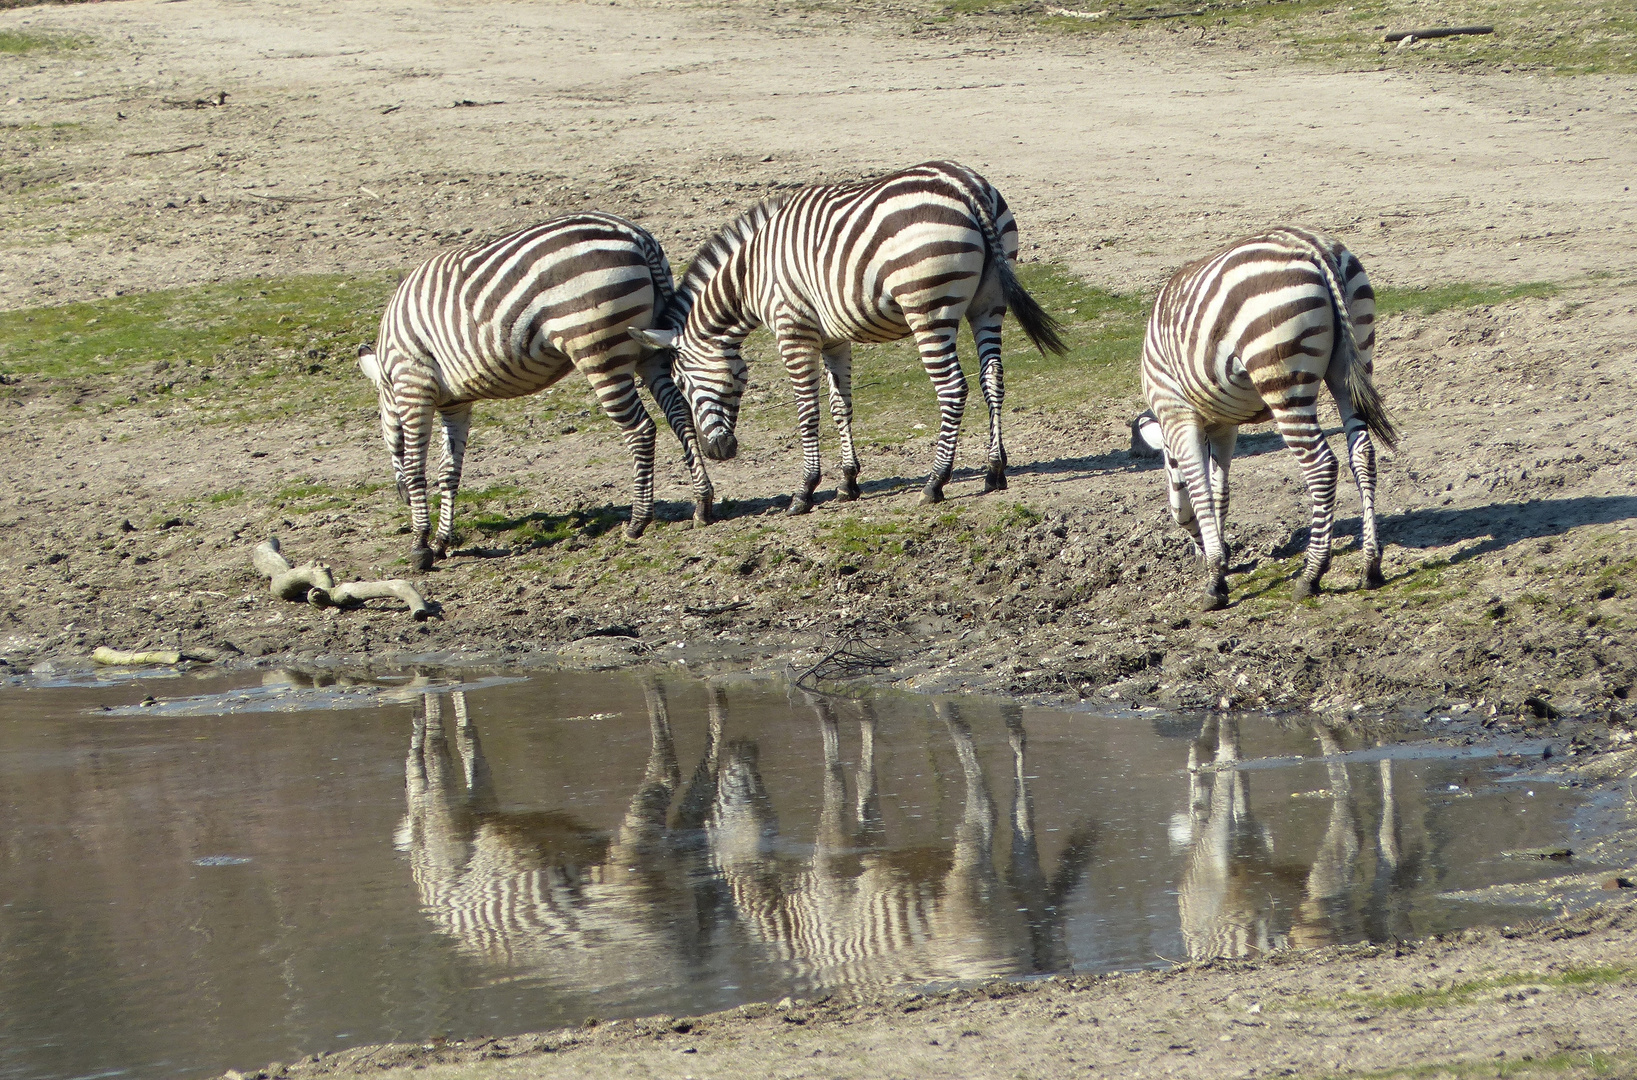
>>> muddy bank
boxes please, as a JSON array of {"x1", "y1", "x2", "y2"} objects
[{"x1": 236, "y1": 899, "x2": 1637, "y2": 1080}]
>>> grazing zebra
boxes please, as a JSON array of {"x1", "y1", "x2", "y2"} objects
[
  {"x1": 357, "y1": 212, "x2": 714, "y2": 572},
  {"x1": 1141, "y1": 227, "x2": 1399, "y2": 610},
  {"x1": 631, "y1": 161, "x2": 1067, "y2": 513}
]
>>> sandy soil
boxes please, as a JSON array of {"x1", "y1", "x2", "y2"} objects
[
  {"x1": 230, "y1": 898, "x2": 1637, "y2": 1080},
  {"x1": 3, "y1": 0, "x2": 1637, "y2": 1073}
]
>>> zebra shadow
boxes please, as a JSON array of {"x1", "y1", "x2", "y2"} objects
[{"x1": 1268, "y1": 495, "x2": 1637, "y2": 567}]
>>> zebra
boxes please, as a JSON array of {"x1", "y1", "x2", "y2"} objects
[
  {"x1": 357, "y1": 212, "x2": 714, "y2": 572},
  {"x1": 1140, "y1": 227, "x2": 1399, "y2": 610},
  {"x1": 630, "y1": 161, "x2": 1067, "y2": 514}
]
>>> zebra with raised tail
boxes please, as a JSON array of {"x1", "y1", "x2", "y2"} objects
[
  {"x1": 358, "y1": 212, "x2": 714, "y2": 572},
  {"x1": 1141, "y1": 227, "x2": 1398, "y2": 610},
  {"x1": 631, "y1": 161, "x2": 1067, "y2": 513}
]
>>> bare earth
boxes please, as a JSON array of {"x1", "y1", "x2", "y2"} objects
[{"x1": 3, "y1": 0, "x2": 1637, "y2": 1075}]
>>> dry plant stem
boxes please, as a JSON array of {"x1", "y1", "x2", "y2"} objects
[{"x1": 252, "y1": 537, "x2": 432, "y2": 620}]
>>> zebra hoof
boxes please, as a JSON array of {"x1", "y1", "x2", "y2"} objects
[
  {"x1": 626, "y1": 518, "x2": 650, "y2": 540},
  {"x1": 983, "y1": 467, "x2": 1008, "y2": 494},
  {"x1": 918, "y1": 486, "x2": 944, "y2": 506},
  {"x1": 409, "y1": 547, "x2": 434, "y2": 573},
  {"x1": 1363, "y1": 564, "x2": 1385, "y2": 590},
  {"x1": 1292, "y1": 577, "x2": 1320, "y2": 601},
  {"x1": 1201, "y1": 580, "x2": 1229, "y2": 612},
  {"x1": 786, "y1": 496, "x2": 812, "y2": 516},
  {"x1": 692, "y1": 498, "x2": 714, "y2": 527}
]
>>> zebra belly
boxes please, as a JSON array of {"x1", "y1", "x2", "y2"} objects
[{"x1": 445, "y1": 348, "x2": 574, "y2": 403}]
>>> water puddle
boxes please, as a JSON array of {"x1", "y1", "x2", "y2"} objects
[{"x1": 0, "y1": 670, "x2": 1602, "y2": 1080}]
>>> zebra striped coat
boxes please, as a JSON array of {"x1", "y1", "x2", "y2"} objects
[
  {"x1": 358, "y1": 212, "x2": 713, "y2": 571},
  {"x1": 1140, "y1": 227, "x2": 1398, "y2": 609},
  {"x1": 632, "y1": 161, "x2": 1065, "y2": 513}
]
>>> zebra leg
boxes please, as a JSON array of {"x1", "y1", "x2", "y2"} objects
[
  {"x1": 640, "y1": 354, "x2": 714, "y2": 526},
  {"x1": 1162, "y1": 450, "x2": 1204, "y2": 556},
  {"x1": 1274, "y1": 409, "x2": 1342, "y2": 600},
  {"x1": 430, "y1": 404, "x2": 471, "y2": 559},
  {"x1": 1328, "y1": 377, "x2": 1385, "y2": 589},
  {"x1": 777, "y1": 326, "x2": 826, "y2": 515},
  {"x1": 399, "y1": 397, "x2": 439, "y2": 572},
  {"x1": 823, "y1": 343, "x2": 863, "y2": 502},
  {"x1": 1349, "y1": 427, "x2": 1384, "y2": 588},
  {"x1": 580, "y1": 364, "x2": 660, "y2": 538},
  {"x1": 971, "y1": 308, "x2": 1008, "y2": 492},
  {"x1": 1163, "y1": 415, "x2": 1229, "y2": 609},
  {"x1": 1206, "y1": 425, "x2": 1239, "y2": 563},
  {"x1": 913, "y1": 324, "x2": 969, "y2": 505}
]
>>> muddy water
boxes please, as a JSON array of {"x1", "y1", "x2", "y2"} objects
[{"x1": 0, "y1": 670, "x2": 1590, "y2": 1080}]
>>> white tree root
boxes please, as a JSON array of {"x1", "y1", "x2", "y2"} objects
[{"x1": 253, "y1": 537, "x2": 434, "y2": 621}]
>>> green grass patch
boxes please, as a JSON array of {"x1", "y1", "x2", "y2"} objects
[
  {"x1": 957, "y1": 0, "x2": 1637, "y2": 76},
  {"x1": 0, "y1": 272, "x2": 397, "y2": 421},
  {"x1": 271, "y1": 480, "x2": 390, "y2": 514},
  {"x1": 1376, "y1": 281, "x2": 1560, "y2": 318},
  {"x1": 1323, "y1": 1048, "x2": 1636, "y2": 1079},
  {"x1": 466, "y1": 505, "x2": 624, "y2": 552},
  {"x1": 206, "y1": 488, "x2": 245, "y2": 505},
  {"x1": 1298, "y1": 964, "x2": 1637, "y2": 1014},
  {"x1": 0, "y1": 29, "x2": 85, "y2": 54}
]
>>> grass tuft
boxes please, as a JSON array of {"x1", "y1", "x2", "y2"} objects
[{"x1": 1376, "y1": 281, "x2": 1559, "y2": 318}]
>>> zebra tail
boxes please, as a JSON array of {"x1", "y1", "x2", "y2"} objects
[
  {"x1": 638, "y1": 232, "x2": 677, "y2": 327},
  {"x1": 1314, "y1": 245, "x2": 1399, "y2": 452},
  {"x1": 968, "y1": 189, "x2": 1068, "y2": 357}
]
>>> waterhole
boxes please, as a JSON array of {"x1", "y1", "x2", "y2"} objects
[{"x1": 0, "y1": 669, "x2": 1590, "y2": 1080}]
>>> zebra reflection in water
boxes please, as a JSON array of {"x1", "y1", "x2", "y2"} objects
[
  {"x1": 707, "y1": 697, "x2": 1093, "y2": 990},
  {"x1": 1174, "y1": 715, "x2": 1422, "y2": 960},
  {"x1": 397, "y1": 685, "x2": 1092, "y2": 995},
  {"x1": 396, "y1": 685, "x2": 710, "y2": 994}
]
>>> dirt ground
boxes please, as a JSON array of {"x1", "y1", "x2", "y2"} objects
[{"x1": 3, "y1": 0, "x2": 1637, "y2": 1074}]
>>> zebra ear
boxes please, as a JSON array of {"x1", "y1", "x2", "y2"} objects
[
  {"x1": 357, "y1": 343, "x2": 383, "y2": 388},
  {"x1": 629, "y1": 326, "x2": 679, "y2": 351}
]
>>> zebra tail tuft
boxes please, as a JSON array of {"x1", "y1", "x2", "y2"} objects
[
  {"x1": 1001, "y1": 259, "x2": 1070, "y2": 358},
  {"x1": 966, "y1": 185, "x2": 1068, "y2": 357},
  {"x1": 1342, "y1": 347, "x2": 1400, "y2": 452}
]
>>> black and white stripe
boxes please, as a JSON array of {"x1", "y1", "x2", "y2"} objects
[
  {"x1": 358, "y1": 212, "x2": 713, "y2": 571},
  {"x1": 632, "y1": 161, "x2": 1065, "y2": 513},
  {"x1": 1140, "y1": 227, "x2": 1398, "y2": 609}
]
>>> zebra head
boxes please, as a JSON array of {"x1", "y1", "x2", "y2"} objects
[{"x1": 629, "y1": 326, "x2": 747, "y2": 461}]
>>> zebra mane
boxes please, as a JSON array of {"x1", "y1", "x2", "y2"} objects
[{"x1": 663, "y1": 195, "x2": 789, "y2": 329}]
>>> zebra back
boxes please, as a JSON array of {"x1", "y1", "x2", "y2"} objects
[{"x1": 377, "y1": 211, "x2": 669, "y2": 403}]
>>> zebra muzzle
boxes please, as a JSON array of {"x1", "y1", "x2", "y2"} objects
[{"x1": 705, "y1": 432, "x2": 739, "y2": 461}]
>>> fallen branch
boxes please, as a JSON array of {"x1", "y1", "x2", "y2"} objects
[
  {"x1": 128, "y1": 143, "x2": 204, "y2": 157},
  {"x1": 252, "y1": 537, "x2": 434, "y2": 620},
  {"x1": 1384, "y1": 25, "x2": 1493, "y2": 41},
  {"x1": 93, "y1": 646, "x2": 182, "y2": 666},
  {"x1": 792, "y1": 622, "x2": 896, "y2": 690},
  {"x1": 683, "y1": 600, "x2": 749, "y2": 617}
]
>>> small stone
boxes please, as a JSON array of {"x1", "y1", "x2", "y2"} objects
[{"x1": 1603, "y1": 877, "x2": 1634, "y2": 890}]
